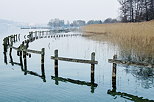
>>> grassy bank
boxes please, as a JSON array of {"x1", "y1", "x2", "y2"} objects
[{"x1": 82, "y1": 21, "x2": 154, "y2": 63}]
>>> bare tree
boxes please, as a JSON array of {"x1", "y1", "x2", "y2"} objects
[{"x1": 118, "y1": 0, "x2": 154, "y2": 22}]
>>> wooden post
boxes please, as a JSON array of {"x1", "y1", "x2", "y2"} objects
[
  {"x1": 41, "y1": 48, "x2": 45, "y2": 77},
  {"x1": 91, "y1": 52, "x2": 95, "y2": 84},
  {"x1": 13, "y1": 35, "x2": 15, "y2": 42},
  {"x1": 15, "y1": 34, "x2": 18, "y2": 42},
  {"x1": 112, "y1": 55, "x2": 117, "y2": 92},
  {"x1": 19, "y1": 51, "x2": 24, "y2": 71},
  {"x1": 3, "y1": 51, "x2": 7, "y2": 64},
  {"x1": 18, "y1": 34, "x2": 20, "y2": 41},
  {"x1": 54, "y1": 50, "x2": 58, "y2": 77},
  {"x1": 3, "y1": 38, "x2": 8, "y2": 52},
  {"x1": 91, "y1": 85, "x2": 95, "y2": 93},
  {"x1": 9, "y1": 47, "x2": 12, "y2": 56},
  {"x1": 35, "y1": 31, "x2": 37, "y2": 39},
  {"x1": 9, "y1": 51, "x2": 14, "y2": 66},
  {"x1": 39, "y1": 31, "x2": 41, "y2": 38},
  {"x1": 3, "y1": 38, "x2": 8, "y2": 64},
  {"x1": 10, "y1": 36, "x2": 13, "y2": 46},
  {"x1": 23, "y1": 51, "x2": 27, "y2": 75},
  {"x1": 7, "y1": 37, "x2": 10, "y2": 45}
]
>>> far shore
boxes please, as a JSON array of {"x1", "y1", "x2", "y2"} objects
[{"x1": 82, "y1": 20, "x2": 154, "y2": 36}]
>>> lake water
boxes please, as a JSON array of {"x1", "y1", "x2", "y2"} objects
[{"x1": 0, "y1": 26, "x2": 154, "y2": 102}]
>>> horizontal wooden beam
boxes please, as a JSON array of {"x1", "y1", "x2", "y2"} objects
[
  {"x1": 51, "y1": 56, "x2": 98, "y2": 64},
  {"x1": 9, "y1": 45, "x2": 42, "y2": 54},
  {"x1": 51, "y1": 76, "x2": 98, "y2": 87},
  {"x1": 9, "y1": 62, "x2": 21, "y2": 66},
  {"x1": 26, "y1": 49, "x2": 42, "y2": 54},
  {"x1": 108, "y1": 59, "x2": 154, "y2": 68},
  {"x1": 9, "y1": 45, "x2": 19, "y2": 50}
]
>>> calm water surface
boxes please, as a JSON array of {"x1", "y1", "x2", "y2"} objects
[{"x1": 0, "y1": 26, "x2": 154, "y2": 102}]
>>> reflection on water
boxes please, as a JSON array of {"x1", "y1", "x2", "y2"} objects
[
  {"x1": 84, "y1": 34, "x2": 154, "y2": 64},
  {"x1": 6, "y1": 47, "x2": 46, "y2": 82},
  {"x1": 1, "y1": 29, "x2": 154, "y2": 102},
  {"x1": 51, "y1": 76, "x2": 97, "y2": 93},
  {"x1": 108, "y1": 62, "x2": 154, "y2": 102},
  {"x1": 126, "y1": 67, "x2": 154, "y2": 89}
]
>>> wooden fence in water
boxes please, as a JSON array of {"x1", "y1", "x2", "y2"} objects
[
  {"x1": 3, "y1": 31, "x2": 98, "y2": 91},
  {"x1": 107, "y1": 55, "x2": 154, "y2": 102},
  {"x1": 3, "y1": 34, "x2": 46, "y2": 81},
  {"x1": 108, "y1": 55, "x2": 154, "y2": 68},
  {"x1": 51, "y1": 49, "x2": 98, "y2": 85}
]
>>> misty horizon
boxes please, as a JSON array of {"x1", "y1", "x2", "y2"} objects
[{"x1": 0, "y1": 0, "x2": 120, "y2": 24}]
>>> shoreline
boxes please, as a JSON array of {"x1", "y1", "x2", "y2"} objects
[{"x1": 82, "y1": 20, "x2": 154, "y2": 63}]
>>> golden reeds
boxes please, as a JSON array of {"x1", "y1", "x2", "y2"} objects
[{"x1": 82, "y1": 20, "x2": 154, "y2": 63}]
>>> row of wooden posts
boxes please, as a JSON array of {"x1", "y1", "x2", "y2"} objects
[
  {"x1": 3, "y1": 32, "x2": 98, "y2": 88},
  {"x1": 25, "y1": 33, "x2": 82, "y2": 40},
  {"x1": 24, "y1": 30, "x2": 81, "y2": 39},
  {"x1": 3, "y1": 34, "x2": 20, "y2": 52},
  {"x1": 7, "y1": 44, "x2": 46, "y2": 82},
  {"x1": 4, "y1": 31, "x2": 154, "y2": 94},
  {"x1": 3, "y1": 33, "x2": 46, "y2": 80}
]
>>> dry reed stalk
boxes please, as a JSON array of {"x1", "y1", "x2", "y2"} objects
[{"x1": 82, "y1": 20, "x2": 154, "y2": 63}]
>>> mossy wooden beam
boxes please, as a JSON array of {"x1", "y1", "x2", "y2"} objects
[
  {"x1": 51, "y1": 56, "x2": 98, "y2": 64},
  {"x1": 108, "y1": 58, "x2": 154, "y2": 68}
]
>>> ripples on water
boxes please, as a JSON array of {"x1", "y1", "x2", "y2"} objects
[{"x1": 0, "y1": 27, "x2": 154, "y2": 102}]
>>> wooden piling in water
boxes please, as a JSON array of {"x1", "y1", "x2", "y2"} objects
[
  {"x1": 112, "y1": 55, "x2": 117, "y2": 92},
  {"x1": 91, "y1": 52, "x2": 95, "y2": 84},
  {"x1": 54, "y1": 50, "x2": 58, "y2": 77},
  {"x1": 23, "y1": 51, "x2": 27, "y2": 75},
  {"x1": 41, "y1": 48, "x2": 45, "y2": 77},
  {"x1": 18, "y1": 34, "x2": 20, "y2": 41},
  {"x1": 19, "y1": 51, "x2": 24, "y2": 71},
  {"x1": 15, "y1": 34, "x2": 18, "y2": 42}
]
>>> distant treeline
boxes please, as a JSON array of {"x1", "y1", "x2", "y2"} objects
[
  {"x1": 118, "y1": 0, "x2": 154, "y2": 22},
  {"x1": 48, "y1": 18, "x2": 118, "y2": 28}
]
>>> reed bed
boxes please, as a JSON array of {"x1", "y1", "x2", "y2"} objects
[{"x1": 82, "y1": 20, "x2": 154, "y2": 63}]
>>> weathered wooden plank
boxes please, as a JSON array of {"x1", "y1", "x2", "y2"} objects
[
  {"x1": 9, "y1": 62, "x2": 21, "y2": 66},
  {"x1": 8, "y1": 45, "x2": 19, "y2": 50},
  {"x1": 108, "y1": 59, "x2": 154, "y2": 68},
  {"x1": 26, "y1": 49, "x2": 42, "y2": 54},
  {"x1": 51, "y1": 56, "x2": 98, "y2": 64},
  {"x1": 51, "y1": 76, "x2": 98, "y2": 87},
  {"x1": 9, "y1": 45, "x2": 42, "y2": 54}
]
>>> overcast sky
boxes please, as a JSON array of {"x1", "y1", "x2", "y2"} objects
[{"x1": 0, "y1": 0, "x2": 120, "y2": 24}]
